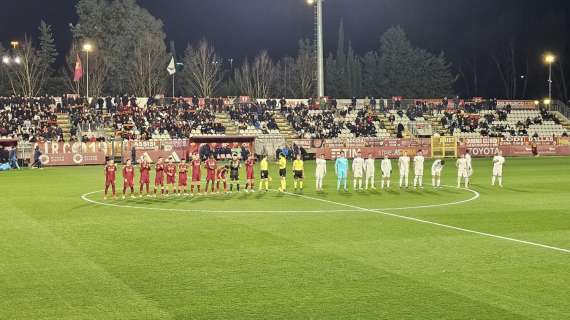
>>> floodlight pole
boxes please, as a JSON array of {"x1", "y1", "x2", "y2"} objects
[{"x1": 315, "y1": 0, "x2": 325, "y2": 98}]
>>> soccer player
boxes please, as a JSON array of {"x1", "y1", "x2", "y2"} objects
[
  {"x1": 153, "y1": 157, "x2": 165, "y2": 197},
  {"x1": 352, "y1": 151, "x2": 365, "y2": 191},
  {"x1": 229, "y1": 153, "x2": 241, "y2": 193},
  {"x1": 205, "y1": 155, "x2": 218, "y2": 194},
  {"x1": 177, "y1": 159, "x2": 189, "y2": 195},
  {"x1": 381, "y1": 155, "x2": 392, "y2": 189},
  {"x1": 456, "y1": 154, "x2": 469, "y2": 188},
  {"x1": 492, "y1": 150, "x2": 505, "y2": 187},
  {"x1": 398, "y1": 152, "x2": 410, "y2": 188},
  {"x1": 104, "y1": 159, "x2": 117, "y2": 200},
  {"x1": 465, "y1": 149, "x2": 473, "y2": 178},
  {"x1": 413, "y1": 150, "x2": 425, "y2": 189},
  {"x1": 292, "y1": 154, "x2": 304, "y2": 192},
  {"x1": 431, "y1": 159, "x2": 445, "y2": 188},
  {"x1": 278, "y1": 153, "x2": 287, "y2": 192},
  {"x1": 364, "y1": 153, "x2": 376, "y2": 190},
  {"x1": 315, "y1": 154, "x2": 327, "y2": 192},
  {"x1": 245, "y1": 154, "x2": 256, "y2": 193},
  {"x1": 139, "y1": 159, "x2": 151, "y2": 197},
  {"x1": 122, "y1": 159, "x2": 135, "y2": 199},
  {"x1": 190, "y1": 154, "x2": 202, "y2": 195},
  {"x1": 165, "y1": 158, "x2": 177, "y2": 196},
  {"x1": 335, "y1": 151, "x2": 349, "y2": 192},
  {"x1": 259, "y1": 155, "x2": 270, "y2": 192},
  {"x1": 216, "y1": 165, "x2": 229, "y2": 194}
]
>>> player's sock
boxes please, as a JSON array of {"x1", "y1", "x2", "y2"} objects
[
  {"x1": 112, "y1": 184, "x2": 116, "y2": 196},
  {"x1": 300, "y1": 181, "x2": 303, "y2": 189},
  {"x1": 337, "y1": 178, "x2": 341, "y2": 190},
  {"x1": 230, "y1": 184, "x2": 233, "y2": 191},
  {"x1": 419, "y1": 176, "x2": 423, "y2": 187},
  {"x1": 358, "y1": 179, "x2": 362, "y2": 190},
  {"x1": 465, "y1": 178, "x2": 469, "y2": 188},
  {"x1": 492, "y1": 176, "x2": 496, "y2": 186},
  {"x1": 105, "y1": 185, "x2": 109, "y2": 196},
  {"x1": 432, "y1": 177, "x2": 436, "y2": 187},
  {"x1": 197, "y1": 186, "x2": 201, "y2": 193},
  {"x1": 387, "y1": 180, "x2": 391, "y2": 188},
  {"x1": 353, "y1": 180, "x2": 357, "y2": 190},
  {"x1": 343, "y1": 179, "x2": 347, "y2": 190},
  {"x1": 381, "y1": 180, "x2": 384, "y2": 189},
  {"x1": 437, "y1": 178, "x2": 441, "y2": 187},
  {"x1": 498, "y1": 176, "x2": 503, "y2": 187},
  {"x1": 294, "y1": 181, "x2": 297, "y2": 190},
  {"x1": 237, "y1": 184, "x2": 240, "y2": 191}
]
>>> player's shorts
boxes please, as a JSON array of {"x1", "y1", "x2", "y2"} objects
[
  {"x1": 140, "y1": 175, "x2": 150, "y2": 184},
  {"x1": 178, "y1": 174, "x2": 188, "y2": 186},
  {"x1": 192, "y1": 173, "x2": 201, "y2": 182},
  {"x1": 382, "y1": 171, "x2": 391, "y2": 178},
  {"x1": 492, "y1": 167, "x2": 503, "y2": 176},
  {"x1": 246, "y1": 171, "x2": 254, "y2": 180},
  {"x1": 399, "y1": 170, "x2": 409, "y2": 177},
  {"x1": 206, "y1": 172, "x2": 216, "y2": 181},
  {"x1": 315, "y1": 171, "x2": 325, "y2": 179},
  {"x1": 414, "y1": 169, "x2": 424, "y2": 176},
  {"x1": 458, "y1": 170, "x2": 468, "y2": 178},
  {"x1": 124, "y1": 179, "x2": 134, "y2": 188},
  {"x1": 230, "y1": 170, "x2": 239, "y2": 181},
  {"x1": 167, "y1": 175, "x2": 176, "y2": 184},
  {"x1": 431, "y1": 169, "x2": 442, "y2": 176},
  {"x1": 260, "y1": 170, "x2": 269, "y2": 179},
  {"x1": 294, "y1": 170, "x2": 303, "y2": 179},
  {"x1": 105, "y1": 178, "x2": 115, "y2": 186},
  {"x1": 337, "y1": 171, "x2": 347, "y2": 179},
  {"x1": 154, "y1": 174, "x2": 164, "y2": 186},
  {"x1": 279, "y1": 168, "x2": 286, "y2": 177}
]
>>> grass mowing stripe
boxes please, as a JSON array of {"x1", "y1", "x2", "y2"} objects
[{"x1": 281, "y1": 189, "x2": 570, "y2": 254}]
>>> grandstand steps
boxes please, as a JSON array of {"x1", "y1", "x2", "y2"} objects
[
  {"x1": 215, "y1": 113, "x2": 239, "y2": 135},
  {"x1": 56, "y1": 113, "x2": 72, "y2": 141},
  {"x1": 272, "y1": 113, "x2": 296, "y2": 143},
  {"x1": 376, "y1": 113, "x2": 396, "y2": 137},
  {"x1": 427, "y1": 115, "x2": 447, "y2": 136}
]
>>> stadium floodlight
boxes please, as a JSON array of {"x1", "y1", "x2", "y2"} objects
[
  {"x1": 82, "y1": 43, "x2": 94, "y2": 99},
  {"x1": 307, "y1": 0, "x2": 324, "y2": 98},
  {"x1": 534, "y1": 100, "x2": 540, "y2": 106},
  {"x1": 13, "y1": 56, "x2": 21, "y2": 65},
  {"x1": 10, "y1": 41, "x2": 19, "y2": 49},
  {"x1": 544, "y1": 53, "x2": 556, "y2": 101},
  {"x1": 2, "y1": 56, "x2": 10, "y2": 65},
  {"x1": 543, "y1": 99, "x2": 551, "y2": 105}
]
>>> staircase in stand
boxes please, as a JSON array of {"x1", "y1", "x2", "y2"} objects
[
  {"x1": 215, "y1": 113, "x2": 238, "y2": 135},
  {"x1": 272, "y1": 112, "x2": 296, "y2": 143},
  {"x1": 56, "y1": 113, "x2": 71, "y2": 141}
]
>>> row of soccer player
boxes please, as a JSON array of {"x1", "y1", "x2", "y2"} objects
[
  {"x1": 102, "y1": 150, "x2": 506, "y2": 199},
  {"x1": 324, "y1": 149, "x2": 505, "y2": 192}
]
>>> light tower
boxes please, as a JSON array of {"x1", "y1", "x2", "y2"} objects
[
  {"x1": 83, "y1": 43, "x2": 93, "y2": 99},
  {"x1": 307, "y1": 0, "x2": 324, "y2": 98},
  {"x1": 544, "y1": 53, "x2": 556, "y2": 101}
]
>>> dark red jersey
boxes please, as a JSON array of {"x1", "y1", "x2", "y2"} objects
[
  {"x1": 166, "y1": 164, "x2": 177, "y2": 177},
  {"x1": 217, "y1": 167, "x2": 227, "y2": 179},
  {"x1": 122, "y1": 165, "x2": 135, "y2": 181},
  {"x1": 178, "y1": 163, "x2": 188, "y2": 175},
  {"x1": 105, "y1": 164, "x2": 117, "y2": 181},
  {"x1": 245, "y1": 159, "x2": 255, "y2": 177}
]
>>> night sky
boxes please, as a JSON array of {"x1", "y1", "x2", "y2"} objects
[{"x1": 1, "y1": 0, "x2": 570, "y2": 98}]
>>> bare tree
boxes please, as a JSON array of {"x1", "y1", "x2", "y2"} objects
[
  {"x1": 62, "y1": 41, "x2": 108, "y2": 97},
  {"x1": 182, "y1": 40, "x2": 223, "y2": 97},
  {"x1": 234, "y1": 51, "x2": 276, "y2": 98},
  {"x1": 129, "y1": 34, "x2": 169, "y2": 97},
  {"x1": 291, "y1": 39, "x2": 316, "y2": 98},
  {"x1": 10, "y1": 37, "x2": 43, "y2": 97}
]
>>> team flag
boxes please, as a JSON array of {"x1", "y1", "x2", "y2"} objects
[
  {"x1": 167, "y1": 56, "x2": 176, "y2": 75},
  {"x1": 73, "y1": 54, "x2": 83, "y2": 82}
]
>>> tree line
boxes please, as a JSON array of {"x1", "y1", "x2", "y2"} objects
[{"x1": 1, "y1": 0, "x2": 459, "y2": 99}]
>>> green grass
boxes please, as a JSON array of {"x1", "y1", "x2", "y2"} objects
[{"x1": 0, "y1": 157, "x2": 569, "y2": 319}]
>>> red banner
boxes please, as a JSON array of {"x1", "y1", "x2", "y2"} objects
[
  {"x1": 496, "y1": 100, "x2": 537, "y2": 109},
  {"x1": 31, "y1": 141, "x2": 108, "y2": 166}
]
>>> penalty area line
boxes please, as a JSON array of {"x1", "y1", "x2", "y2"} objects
[{"x1": 281, "y1": 190, "x2": 570, "y2": 254}]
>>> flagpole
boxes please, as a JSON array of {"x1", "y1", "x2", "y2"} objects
[{"x1": 172, "y1": 73, "x2": 175, "y2": 99}]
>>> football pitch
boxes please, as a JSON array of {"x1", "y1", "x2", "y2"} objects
[{"x1": 1, "y1": 157, "x2": 569, "y2": 319}]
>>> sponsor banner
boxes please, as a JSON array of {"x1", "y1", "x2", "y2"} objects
[
  {"x1": 319, "y1": 138, "x2": 431, "y2": 149},
  {"x1": 31, "y1": 141, "x2": 108, "y2": 166},
  {"x1": 137, "y1": 150, "x2": 187, "y2": 164},
  {"x1": 496, "y1": 100, "x2": 537, "y2": 109},
  {"x1": 315, "y1": 146, "x2": 431, "y2": 160}
]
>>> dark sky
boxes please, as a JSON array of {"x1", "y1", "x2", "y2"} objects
[{"x1": 1, "y1": 0, "x2": 570, "y2": 98}]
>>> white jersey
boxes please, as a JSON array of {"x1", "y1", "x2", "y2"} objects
[
  {"x1": 381, "y1": 158, "x2": 392, "y2": 177},
  {"x1": 364, "y1": 158, "x2": 375, "y2": 176},
  {"x1": 398, "y1": 156, "x2": 410, "y2": 173},
  {"x1": 456, "y1": 158, "x2": 468, "y2": 177},
  {"x1": 431, "y1": 159, "x2": 444, "y2": 175},
  {"x1": 492, "y1": 155, "x2": 505, "y2": 176},
  {"x1": 465, "y1": 153, "x2": 473, "y2": 175},
  {"x1": 352, "y1": 157, "x2": 365, "y2": 177},
  {"x1": 316, "y1": 158, "x2": 327, "y2": 177},
  {"x1": 413, "y1": 155, "x2": 425, "y2": 176}
]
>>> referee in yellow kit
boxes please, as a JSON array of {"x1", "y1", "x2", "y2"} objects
[
  {"x1": 278, "y1": 153, "x2": 287, "y2": 192},
  {"x1": 292, "y1": 153, "x2": 304, "y2": 192}
]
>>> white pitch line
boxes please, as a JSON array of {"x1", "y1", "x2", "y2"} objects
[
  {"x1": 80, "y1": 190, "x2": 358, "y2": 213},
  {"x1": 81, "y1": 186, "x2": 479, "y2": 213},
  {"x1": 281, "y1": 190, "x2": 570, "y2": 254}
]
